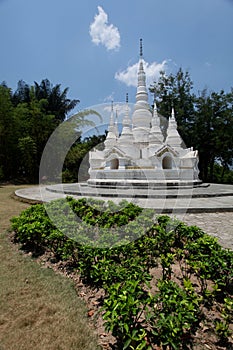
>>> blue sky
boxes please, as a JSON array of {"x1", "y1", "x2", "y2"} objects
[{"x1": 0, "y1": 0, "x2": 233, "y2": 115}]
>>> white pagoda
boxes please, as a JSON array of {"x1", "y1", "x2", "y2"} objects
[{"x1": 88, "y1": 40, "x2": 201, "y2": 188}]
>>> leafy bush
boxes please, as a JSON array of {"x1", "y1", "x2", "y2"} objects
[
  {"x1": 103, "y1": 280, "x2": 150, "y2": 350},
  {"x1": 11, "y1": 204, "x2": 54, "y2": 250},
  {"x1": 147, "y1": 279, "x2": 201, "y2": 349}
]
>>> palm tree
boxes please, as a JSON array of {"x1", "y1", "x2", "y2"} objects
[
  {"x1": 34, "y1": 79, "x2": 80, "y2": 123},
  {"x1": 13, "y1": 79, "x2": 80, "y2": 123}
]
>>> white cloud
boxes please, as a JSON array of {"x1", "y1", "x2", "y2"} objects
[
  {"x1": 89, "y1": 6, "x2": 120, "y2": 51},
  {"x1": 115, "y1": 59, "x2": 167, "y2": 87}
]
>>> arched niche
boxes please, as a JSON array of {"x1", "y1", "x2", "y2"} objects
[
  {"x1": 162, "y1": 155, "x2": 173, "y2": 169},
  {"x1": 110, "y1": 158, "x2": 119, "y2": 169}
]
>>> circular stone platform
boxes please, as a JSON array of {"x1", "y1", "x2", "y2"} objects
[{"x1": 15, "y1": 183, "x2": 233, "y2": 213}]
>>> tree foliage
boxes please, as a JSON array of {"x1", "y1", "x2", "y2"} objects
[
  {"x1": 62, "y1": 133, "x2": 107, "y2": 183},
  {"x1": 0, "y1": 85, "x2": 16, "y2": 179},
  {"x1": 13, "y1": 79, "x2": 79, "y2": 123},
  {"x1": 150, "y1": 70, "x2": 233, "y2": 182},
  {"x1": 0, "y1": 79, "x2": 80, "y2": 182},
  {"x1": 193, "y1": 89, "x2": 233, "y2": 181}
]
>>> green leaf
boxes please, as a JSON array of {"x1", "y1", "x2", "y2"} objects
[{"x1": 123, "y1": 338, "x2": 131, "y2": 349}]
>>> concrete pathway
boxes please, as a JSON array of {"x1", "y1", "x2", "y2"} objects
[
  {"x1": 15, "y1": 183, "x2": 233, "y2": 213},
  {"x1": 176, "y1": 212, "x2": 233, "y2": 250}
]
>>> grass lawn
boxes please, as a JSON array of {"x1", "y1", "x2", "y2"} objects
[{"x1": 0, "y1": 185, "x2": 99, "y2": 350}]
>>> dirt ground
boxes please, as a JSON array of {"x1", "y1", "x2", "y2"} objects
[{"x1": 0, "y1": 185, "x2": 99, "y2": 350}]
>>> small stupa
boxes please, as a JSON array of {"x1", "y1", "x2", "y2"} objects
[{"x1": 88, "y1": 40, "x2": 201, "y2": 188}]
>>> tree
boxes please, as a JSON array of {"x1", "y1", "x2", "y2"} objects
[
  {"x1": 193, "y1": 89, "x2": 233, "y2": 181},
  {"x1": 150, "y1": 68, "x2": 195, "y2": 147},
  {"x1": 34, "y1": 79, "x2": 79, "y2": 123},
  {"x1": 12, "y1": 88, "x2": 56, "y2": 182},
  {"x1": 0, "y1": 79, "x2": 81, "y2": 182},
  {"x1": 18, "y1": 136, "x2": 37, "y2": 180},
  {"x1": 12, "y1": 80, "x2": 31, "y2": 105},
  {"x1": 13, "y1": 79, "x2": 79, "y2": 123},
  {"x1": 62, "y1": 133, "x2": 106, "y2": 183},
  {"x1": 40, "y1": 109, "x2": 102, "y2": 183},
  {"x1": 150, "y1": 69, "x2": 233, "y2": 183},
  {"x1": 0, "y1": 84, "x2": 17, "y2": 179}
]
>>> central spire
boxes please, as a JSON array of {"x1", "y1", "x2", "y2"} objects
[
  {"x1": 138, "y1": 38, "x2": 145, "y2": 77},
  {"x1": 132, "y1": 39, "x2": 152, "y2": 141},
  {"x1": 136, "y1": 38, "x2": 147, "y2": 103}
]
